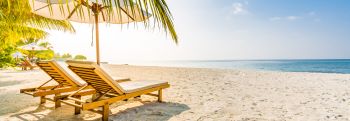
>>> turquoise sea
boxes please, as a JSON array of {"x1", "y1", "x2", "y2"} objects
[{"x1": 110, "y1": 59, "x2": 350, "y2": 74}]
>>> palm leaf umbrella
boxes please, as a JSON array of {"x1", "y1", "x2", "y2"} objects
[
  {"x1": 20, "y1": 42, "x2": 48, "y2": 51},
  {"x1": 12, "y1": 52, "x2": 24, "y2": 58},
  {"x1": 20, "y1": 42, "x2": 48, "y2": 60},
  {"x1": 29, "y1": 0, "x2": 156, "y2": 65},
  {"x1": 12, "y1": 51, "x2": 24, "y2": 62}
]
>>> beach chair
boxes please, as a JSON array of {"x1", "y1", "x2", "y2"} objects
[
  {"x1": 59, "y1": 60, "x2": 170, "y2": 121},
  {"x1": 22, "y1": 59, "x2": 38, "y2": 70},
  {"x1": 20, "y1": 61, "x2": 129, "y2": 108}
]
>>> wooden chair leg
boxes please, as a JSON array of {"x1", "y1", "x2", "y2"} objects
[
  {"x1": 158, "y1": 89, "x2": 163, "y2": 102},
  {"x1": 55, "y1": 94, "x2": 61, "y2": 108},
  {"x1": 102, "y1": 103, "x2": 109, "y2": 121},
  {"x1": 40, "y1": 96, "x2": 46, "y2": 104},
  {"x1": 74, "y1": 96, "x2": 81, "y2": 115}
]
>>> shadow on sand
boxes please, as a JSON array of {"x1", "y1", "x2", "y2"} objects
[
  {"x1": 10, "y1": 101, "x2": 189, "y2": 121},
  {"x1": 109, "y1": 102, "x2": 190, "y2": 121}
]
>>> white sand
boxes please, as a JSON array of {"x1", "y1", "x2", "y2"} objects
[{"x1": 0, "y1": 65, "x2": 350, "y2": 121}]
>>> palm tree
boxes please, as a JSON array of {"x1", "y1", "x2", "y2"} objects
[
  {"x1": 0, "y1": 0, "x2": 75, "y2": 67},
  {"x1": 0, "y1": 0, "x2": 75, "y2": 50}
]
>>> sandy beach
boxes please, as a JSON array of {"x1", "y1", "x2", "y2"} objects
[{"x1": 0, "y1": 64, "x2": 350, "y2": 121}]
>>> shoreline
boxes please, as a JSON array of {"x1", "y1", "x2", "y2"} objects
[
  {"x1": 108, "y1": 59, "x2": 350, "y2": 74},
  {"x1": 1, "y1": 64, "x2": 350, "y2": 120},
  {"x1": 128, "y1": 64, "x2": 350, "y2": 74}
]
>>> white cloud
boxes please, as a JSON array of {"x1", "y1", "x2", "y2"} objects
[
  {"x1": 230, "y1": 2, "x2": 248, "y2": 15},
  {"x1": 286, "y1": 16, "x2": 301, "y2": 21},
  {"x1": 225, "y1": 1, "x2": 249, "y2": 20},
  {"x1": 270, "y1": 16, "x2": 302, "y2": 21}
]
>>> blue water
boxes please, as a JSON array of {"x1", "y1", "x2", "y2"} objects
[{"x1": 110, "y1": 59, "x2": 350, "y2": 74}]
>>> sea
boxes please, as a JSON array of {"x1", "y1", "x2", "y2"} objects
[{"x1": 109, "y1": 59, "x2": 350, "y2": 74}]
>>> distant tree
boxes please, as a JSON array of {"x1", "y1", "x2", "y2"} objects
[
  {"x1": 36, "y1": 42, "x2": 54, "y2": 60},
  {"x1": 61, "y1": 53, "x2": 72, "y2": 59},
  {"x1": 0, "y1": 47, "x2": 16, "y2": 68},
  {"x1": 53, "y1": 53, "x2": 61, "y2": 59},
  {"x1": 39, "y1": 42, "x2": 53, "y2": 49},
  {"x1": 74, "y1": 55, "x2": 87, "y2": 60},
  {"x1": 36, "y1": 50, "x2": 54, "y2": 60},
  {"x1": 16, "y1": 39, "x2": 54, "y2": 60}
]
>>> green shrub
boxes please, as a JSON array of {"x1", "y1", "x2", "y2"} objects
[{"x1": 74, "y1": 55, "x2": 87, "y2": 60}]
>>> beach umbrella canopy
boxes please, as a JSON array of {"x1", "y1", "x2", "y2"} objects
[
  {"x1": 12, "y1": 52, "x2": 24, "y2": 58},
  {"x1": 20, "y1": 42, "x2": 47, "y2": 51},
  {"x1": 29, "y1": 0, "x2": 151, "y2": 65}
]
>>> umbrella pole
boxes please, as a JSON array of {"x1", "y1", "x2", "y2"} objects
[
  {"x1": 31, "y1": 48, "x2": 34, "y2": 61},
  {"x1": 95, "y1": 12, "x2": 100, "y2": 65}
]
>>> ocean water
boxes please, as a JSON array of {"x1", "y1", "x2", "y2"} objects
[{"x1": 109, "y1": 59, "x2": 350, "y2": 74}]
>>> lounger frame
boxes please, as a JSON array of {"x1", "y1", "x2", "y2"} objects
[
  {"x1": 20, "y1": 61, "x2": 95, "y2": 108},
  {"x1": 22, "y1": 59, "x2": 37, "y2": 70},
  {"x1": 59, "y1": 61, "x2": 170, "y2": 121}
]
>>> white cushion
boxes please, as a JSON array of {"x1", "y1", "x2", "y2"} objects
[
  {"x1": 65, "y1": 60, "x2": 168, "y2": 94},
  {"x1": 111, "y1": 76, "x2": 130, "y2": 81},
  {"x1": 118, "y1": 80, "x2": 168, "y2": 93}
]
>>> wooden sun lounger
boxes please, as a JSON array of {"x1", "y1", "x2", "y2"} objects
[
  {"x1": 59, "y1": 60, "x2": 170, "y2": 121},
  {"x1": 22, "y1": 59, "x2": 38, "y2": 70},
  {"x1": 20, "y1": 61, "x2": 129, "y2": 108}
]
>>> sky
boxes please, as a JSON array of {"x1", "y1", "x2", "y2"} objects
[{"x1": 46, "y1": 0, "x2": 350, "y2": 62}]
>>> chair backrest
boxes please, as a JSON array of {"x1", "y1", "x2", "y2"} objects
[
  {"x1": 65, "y1": 60, "x2": 125, "y2": 95},
  {"x1": 24, "y1": 59, "x2": 35, "y2": 67},
  {"x1": 37, "y1": 60, "x2": 84, "y2": 87}
]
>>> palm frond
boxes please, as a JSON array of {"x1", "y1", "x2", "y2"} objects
[
  {"x1": 28, "y1": 14, "x2": 75, "y2": 32},
  {"x1": 119, "y1": 0, "x2": 178, "y2": 43},
  {"x1": 58, "y1": 0, "x2": 179, "y2": 43},
  {"x1": 0, "y1": 24, "x2": 48, "y2": 49},
  {"x1": 0, "y1": 0, "x2": 75, "y2": 50}
]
